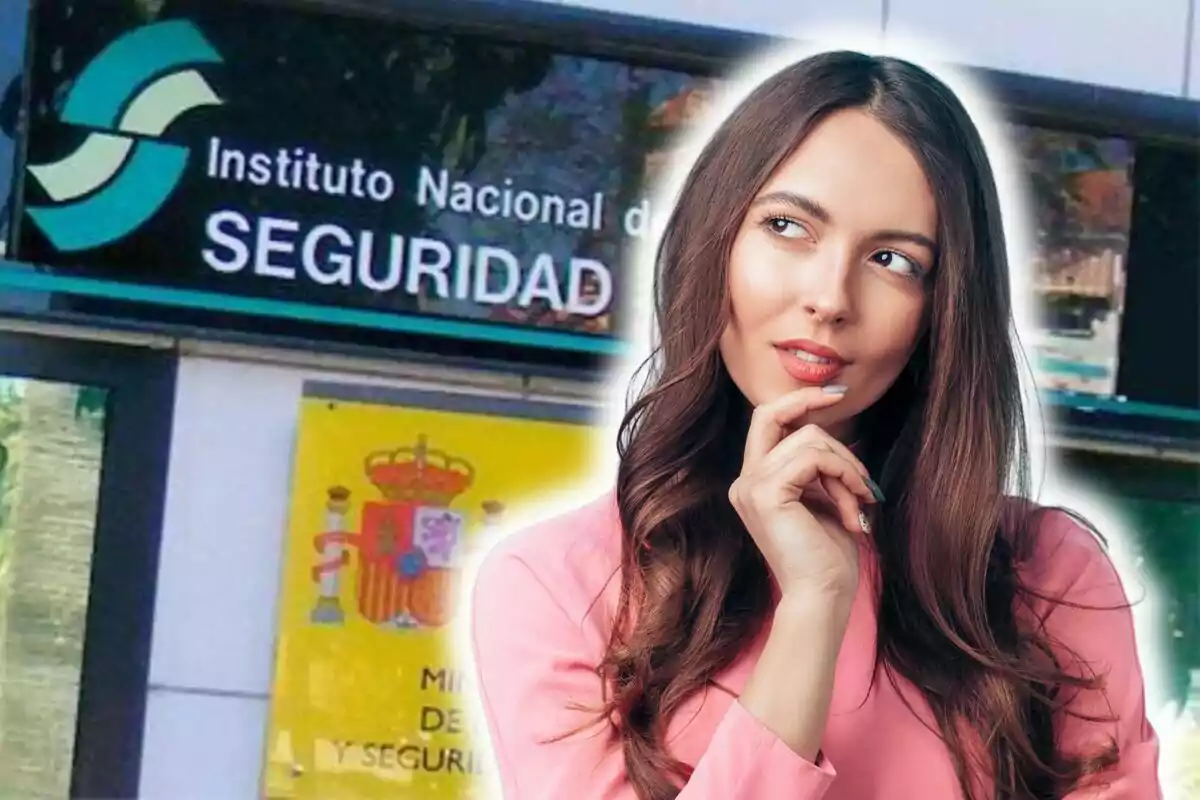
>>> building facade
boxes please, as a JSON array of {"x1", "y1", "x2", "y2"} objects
[{"x1": 0, "y1": 1, "x2": 1195, "y2": 798}]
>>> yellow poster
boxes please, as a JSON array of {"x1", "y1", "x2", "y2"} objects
[{"x1": 261, "y1": 381, "x2": 598, "y2": 800}]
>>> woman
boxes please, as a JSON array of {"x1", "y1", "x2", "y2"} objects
[{"x1": 468, "y1": 50, "x2": 1160, "y2": 799}]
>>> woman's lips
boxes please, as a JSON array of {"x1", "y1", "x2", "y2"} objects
[{"x1": 773, "y1": 340, "x2": 848, "y2": 385}]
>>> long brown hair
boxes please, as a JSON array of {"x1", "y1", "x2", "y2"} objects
[{"x1": 604, "y1": 51, "x2": 1121, "y2": 799}]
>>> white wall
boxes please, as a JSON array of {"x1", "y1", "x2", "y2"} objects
[
  {"x1": 564, "y1": 0, "x2": 883, "y2": 41},
  {"x1": 885, "y1": 0, "x2": 1191, "y2": 97},
  {"x1": 558, "y1": 0, "x2": 1199, "y2": 97},
  {"x1": 137, "y1": 354, "x2": 593, "y2": 800}
]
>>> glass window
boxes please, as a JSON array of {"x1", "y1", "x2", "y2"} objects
[
  {"x1": 0, "y1": 0, "x2": 28, "y2": 254},
  {"x1": 0, "y1": 376, "x2": 107, "y2": 800}
]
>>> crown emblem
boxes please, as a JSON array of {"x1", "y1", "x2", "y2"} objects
[{"x1": 364, "y1": 435, "x2": 474, "y2": 505}]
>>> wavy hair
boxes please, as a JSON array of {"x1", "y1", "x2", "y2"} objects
[{"x1": 597, "y1": 51, "x2": 1120, "y2": 800}]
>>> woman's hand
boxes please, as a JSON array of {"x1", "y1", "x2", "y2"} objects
[
  {"x1": 728, "y1": 386, "x2": 881, "y2": 604},
  {"x1": 731, "y1": 388, "x2": 882, "y2": 762}
]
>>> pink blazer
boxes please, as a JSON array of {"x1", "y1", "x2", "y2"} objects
[{"x1": 468, "y1": 491, "x2": 1161, "y2": 798}]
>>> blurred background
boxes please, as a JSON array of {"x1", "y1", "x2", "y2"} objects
[{"x1": 0, "y1": 0, "x2": 1195, "y2": 798}]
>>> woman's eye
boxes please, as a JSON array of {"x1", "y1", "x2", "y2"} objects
[
  {"x1": 872, "y1": 249, "x2": 921, "y2": 277},
  {"x1": 763, "y1": 216, "x2": 811, "y2": 240}
]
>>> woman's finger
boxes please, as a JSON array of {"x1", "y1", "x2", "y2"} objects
[
  {"x1": 806, "y1": 431, "x2": 884, "y2": 503},
  {"x1": 819, "y1": 475, "x2": 865, "y2": 535},
  {"x1": 774, "y1": 422, "x2": 882, "y2": 502},
  {"x1": 762, "y1": 430, "x2": 877, "y2": 506},
  {"x1": 742, "y1": 387, "x2": 847, "y2": 469},
  {"x1": 804, "y1": 428, "x2": 872, "y2": 482}
]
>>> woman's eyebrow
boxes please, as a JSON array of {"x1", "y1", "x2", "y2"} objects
[
  {"x1": 868, "y1": 229, "x2": 938, "y2": 254},
  {"x1": 750, "y1": 190, "x2": 831, "y2": 223},
  {"x1": 751, "y1": 190, "x2": 937, "y2": 254}
]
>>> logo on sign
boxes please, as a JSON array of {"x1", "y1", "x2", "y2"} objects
[{"x1": 24, "y1": 20, "x2": 223, "y2": 252}]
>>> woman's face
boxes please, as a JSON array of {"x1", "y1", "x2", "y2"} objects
[{"x1": 719, "y1": 108, "x2": 938, "y2": 440}]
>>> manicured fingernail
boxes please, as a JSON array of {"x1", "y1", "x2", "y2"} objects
[
  {"x1": 865, "y1": 477, "x2": 886, "y2": 503},
  {"x1": 822, "y1": 384, "x2": 848, "y2": 394},
  {"x1": 858, "y1": 510, "x2": 872, "y2": 535}
]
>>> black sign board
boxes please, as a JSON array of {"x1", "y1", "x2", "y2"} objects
[
  {"x1": 10, "y1": 0, "x2": 708, "y2": 355},
  {"x1": 4, "y1": 0, "x2": 1199, "y2": 444}
]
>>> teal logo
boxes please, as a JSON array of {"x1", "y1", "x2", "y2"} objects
[{"x1": 25, "y1": 20, "x2": 223, "y2": 252}]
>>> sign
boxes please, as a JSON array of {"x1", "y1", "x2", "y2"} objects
[
  {"x1": 1016, "y1": 126, "x2": 1136, "y2": 398},
  {"x1": 11, "y1": 0, "x2": 710, "y2": 353},
  {"x1": 261, "y1": 382, "x2": 598, "y2": 799},
  {"x1": 11, "y1": 0, "x2": 1192, "y2": 434}
]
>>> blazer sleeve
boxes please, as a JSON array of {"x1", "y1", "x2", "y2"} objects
[
  {"x1": 1028, "y1": 513, "x2": 1163, "y2": 799},
  {"x1": 468, "y1": 549, "x2": 838, "y2": 800}
]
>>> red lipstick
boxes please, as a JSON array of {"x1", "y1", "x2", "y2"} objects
[{"x1": 773, "y1": 339, "x2": 848, "y2": 385}]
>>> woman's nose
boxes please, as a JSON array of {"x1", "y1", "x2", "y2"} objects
[{"x1": 797, "y1": 253, "x2": 855, "y2": 325}]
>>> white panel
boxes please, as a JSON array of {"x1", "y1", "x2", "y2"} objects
[
  {"x1": 148, "y1": 359, "x2": 305, "y2": 695},
  {"x1": 559, "y1": 0, "x2": 884, "y2": 39},
  {"x1": 1189, "y1": 0, "x2": 1200, "y2": 98},
  {"x1": 139, "y1": 688, "x2": 268, "y2": 800},
  {"x1": 887, "y1": 0, "x2": 1190, "y2": 96}
]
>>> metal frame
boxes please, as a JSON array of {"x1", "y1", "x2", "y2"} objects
[{"x1": 0, "y1": 328, "x2": 177, "y2": 800}]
